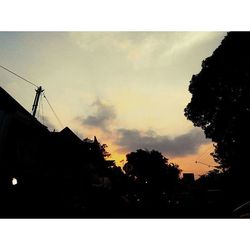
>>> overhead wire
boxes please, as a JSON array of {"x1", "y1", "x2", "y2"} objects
[
  {"x1": 195, "y1": 144, "x2": 220, "y2": 169},
  {"x1": 195, "y1": 161, "x2": 212, "y2": 168},
  {"x1": 0, "y1": 64, "x2": 64, "y2": 130},
  {"x1": 0, "y1": 64, "x2": 39, "y2": 88},
  {"x1": 41, "y1": 93, "x2": 45, "y2": 125},
  {"x1": 196, "y1": 145, "x2": 212, "y2": 162},
  {"x1": 43, "y1": 93, "x2": 64, "y2": 129}
]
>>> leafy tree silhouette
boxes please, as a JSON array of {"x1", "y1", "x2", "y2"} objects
[
  {"x1": 123, "y1": 149, "x2": 181, "y2": 215},
  {"x1": 184, "y1": 32, "x2": 250, "y2": 201},
  {"x1": 124, "y1": 149, "x2": 180, "y2": 187}
]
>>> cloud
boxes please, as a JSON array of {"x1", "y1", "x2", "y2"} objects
[
  {"x1": 78, "y1": 99, "x2": 116, "y2": 131},
  {"x1": 69, "y1": 32, "x2": 226, "y2": 70},
  {"x1": 116, "y1": 128, "x2": 210, "y2": 157}
]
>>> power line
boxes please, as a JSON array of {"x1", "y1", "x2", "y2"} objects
[
  {"x1": 195, "y1": 144, "x2": 215, "y2": 169},
  {"x1": 196, "y1": 144, "x2": 213, "y2": 163},
  {"x1": 41, "y1": 94, "x2": 45, "y2": 125},
  {"x1": 0, "y1": 64, "x2": 39, "y2": 88},
  {"x1": 0, "y1": 64, "x2": 64, "y2": 130},
  {"x1": 43, "y1": 93, "x2": 64, "y2": 129},
  {"x1": 195, "y1": 161, "x2": 219, "y2": 170},
  {"x1": 195, "y1": 161, "x2": 212, "y2": 167}
]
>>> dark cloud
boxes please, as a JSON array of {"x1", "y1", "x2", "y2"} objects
[
  {"x1": 79, "y1": 100, "x2": 116, "y2": 131},
  {"x1": 116, "y1": 128, "x2": 210, "y2": 157}
]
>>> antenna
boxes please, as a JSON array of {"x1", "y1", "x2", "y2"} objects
[
  {"x1": 0, "y1": 64, "x2": 64, "y2": 127},
  {"x1": 32, "y1": 86, "x2": 44, "y2": 117}
]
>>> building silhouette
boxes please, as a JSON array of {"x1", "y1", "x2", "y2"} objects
[{"x1": 0, "y1": 86, "x2": 115, "y2": 217}]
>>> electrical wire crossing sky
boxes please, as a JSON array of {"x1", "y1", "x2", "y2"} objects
[{"x1": 0, "y1": 32, "x2": 226, "y2": 177}]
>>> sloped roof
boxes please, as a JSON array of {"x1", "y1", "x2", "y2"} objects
[
  {"x1": 60, "y1": 126, "x2": 83, "y2": 144},
  {"x1": 0, "y1": 86, "x2": 46, "y2": 129}
]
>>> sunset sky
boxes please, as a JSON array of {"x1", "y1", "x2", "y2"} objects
[{"x1": 0, "y1": 32, "x2": 226, "y2": 177}]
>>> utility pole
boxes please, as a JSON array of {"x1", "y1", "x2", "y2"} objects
[{"x1": 32, "y1": 86, "x2": 44, "y2": 117}]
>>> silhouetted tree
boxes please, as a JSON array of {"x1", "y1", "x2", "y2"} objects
[
  {"x1": 124, "y1": 149, "x2": 180, "y2": 185},
  {"x1": 184, "y1": 32, "x2": 250, "y2": 200},
  {"x1": 196, "y1": 168, "x2": 224, "y2": 189},
  {"x1": 83, "y1": 137, "x2": 111, "y2": 158},
  {"x1": 124, "y1": 149, "x2": 181, "y2": 212}
]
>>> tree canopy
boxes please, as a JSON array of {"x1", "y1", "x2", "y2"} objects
[
  {"x1": 124, "y1": 149, "x2": 181, "y2": 191},
  {"x1": 184, "y1": 32, "x2": 250, "y2": 190}
]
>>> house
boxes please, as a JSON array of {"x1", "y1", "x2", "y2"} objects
[{"x1": 0, "y1": 86, "x2": 115, "y2": 217}]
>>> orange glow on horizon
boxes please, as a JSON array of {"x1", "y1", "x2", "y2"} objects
[
  {"x1": 105, "y1": 142, "x2": 217, "y2": 179},
  {"x1": 171, "y1": 143, "x2": 217, "y2": 179}
]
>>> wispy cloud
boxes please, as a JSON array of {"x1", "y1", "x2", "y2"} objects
[
  {"x1": 116, "y1": 127, "x2": 209, "y2": 157},
  {"x1": 69, "y1": 32, "x2": 226, "y2": 69}
]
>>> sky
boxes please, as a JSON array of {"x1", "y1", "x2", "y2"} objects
[{"x1": 0, "y1": 32, "x2": 227, "y2": 177}]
